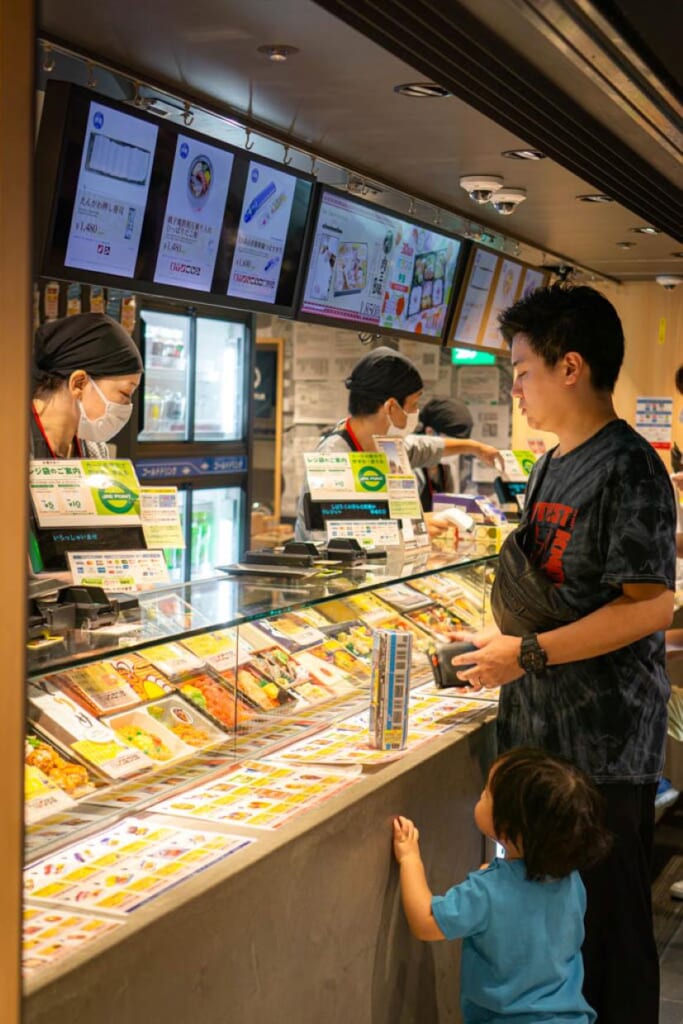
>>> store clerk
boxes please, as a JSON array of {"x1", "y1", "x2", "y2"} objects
[
  {"x1": 294, "y1": 346, "x2": 502, "y2": 540},
  {"x1": 31, "y1": 312, "x2": 143, "y2": 460}
]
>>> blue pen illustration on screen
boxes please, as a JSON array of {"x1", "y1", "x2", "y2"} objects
[{"x1": 243, "y1": 182, "x2": 277, "y2": 223}]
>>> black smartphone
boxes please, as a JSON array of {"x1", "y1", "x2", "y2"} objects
[{"x1": 428, "y1": 641, "x2": 479, "y2": 688}]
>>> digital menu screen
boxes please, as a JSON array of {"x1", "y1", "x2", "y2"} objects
[
  {"x1": 153, "y1": 134, "x2": 234, "y2": 290},
  {"x1": 228, "y1": 160, "x2": 298, "y2": 304},
  {"x1": 449, "y1": 245, "x2": 549, "y2": 349},
  {"x1": 36, "y1": 81, "x2": 316, "y2": 316},
  {"x1": 299, "y1": 189, "x2": 462, "y2": 340},
  {"x1": 450, "y1": 246, "x2": 500, "y2": 346},
  {"x1": 65, "y1": 101, "x2": 158, "y2": 278}
]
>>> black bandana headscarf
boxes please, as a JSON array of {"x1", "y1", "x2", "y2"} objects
[
  {"x1": 344, "y1": 346, "x2": 423, "y2": 405},
  {"x1": 33, "y1": 313, "x2": 143, "y2": 384}
]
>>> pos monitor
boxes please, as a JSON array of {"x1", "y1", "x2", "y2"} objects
[
  {"x1": 35, "y1": 80, "x2": 315, "y2": 316},
  {"x1": 297, "y1": 186, "x2": 467, "y2": 342}
]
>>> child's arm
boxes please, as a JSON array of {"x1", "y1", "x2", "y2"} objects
[{"x1": 393, "y1": 817, "x2": 446, "y2": 941}]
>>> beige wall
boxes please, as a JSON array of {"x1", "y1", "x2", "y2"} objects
[
  {"x1": 0, "y1": 0, "x2": 32, "y2": 1017},
  {"x1": 511, "y1": 281, "x2": 683, "y2": 463}
]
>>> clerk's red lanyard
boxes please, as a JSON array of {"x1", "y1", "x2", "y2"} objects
[
  {"x1": 343, "y1": 417, "x2": 363, "y2": 452},
  {"x1": 31, "y1": 404, "x2": 82, "y2": 459}
]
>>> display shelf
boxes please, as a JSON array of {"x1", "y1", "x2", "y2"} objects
[{"x1": 24, "y1": 552, "x2": 497, "y2": 1001}]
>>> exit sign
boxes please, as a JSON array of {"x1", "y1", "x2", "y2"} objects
[{"x1": 451, "y1": 347, "x2": 496, "y2": 365}]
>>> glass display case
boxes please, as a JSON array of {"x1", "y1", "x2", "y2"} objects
[{"x1": 23, "y1": 551, "x2": 497, "y2": 990}]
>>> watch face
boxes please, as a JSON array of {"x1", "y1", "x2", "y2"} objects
[{"x1": 521, "y1": 637, "x2": 547, "y2": 673}]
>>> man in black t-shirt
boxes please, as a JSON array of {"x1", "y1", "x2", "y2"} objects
[{"x1": 451, "y1": 285, "x2": 676, "y2": 1024}]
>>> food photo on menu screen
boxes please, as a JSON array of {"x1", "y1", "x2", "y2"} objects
[
  {"x1": 300, "y1": 189, "x2": 461, "y2": 338},
  {"x1": 65, "y1": 101, "x2": 159, "y2": 279},
  {"x1": 227, "y1": 161, "x2": 298, "y2": 305},
  {"x1": 153, "y1": 135, "x2": 234, "y2": 291}
]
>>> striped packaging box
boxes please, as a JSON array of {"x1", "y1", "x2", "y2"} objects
[{"x1": 369, "y1": 629, "x2": 412, "y2": 750}]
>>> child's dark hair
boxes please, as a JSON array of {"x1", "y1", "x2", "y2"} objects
[
  {"x1": 489, "y1": 746, "x2": 612, "y2": 881},
  {"x1": 498, "y1": 283, "x2": 624, "y2": 392}
]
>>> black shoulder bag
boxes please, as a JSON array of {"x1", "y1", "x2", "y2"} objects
[{"x1": 490, "y1": 456, "x2": 577, "y2": 636}]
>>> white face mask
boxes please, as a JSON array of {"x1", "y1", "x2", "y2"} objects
[
  {"x1": 386, "y1": 402, "x2": 420, "y2": 438},
  {"x1": 78, "y1": 378, "x2": 133, "y2": 443}
]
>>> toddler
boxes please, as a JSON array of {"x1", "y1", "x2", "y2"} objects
[{"x1": 393, "y1": 747, "x2": 612, "y2": 1023}]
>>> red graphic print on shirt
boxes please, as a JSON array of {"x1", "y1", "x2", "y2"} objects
[{"x1": 529, "y1": 502, "x2": 579, "y2": 584}]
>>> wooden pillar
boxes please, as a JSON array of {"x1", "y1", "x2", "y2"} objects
[{"x1": 0, "y1": 0, "x2": 33, "y2": 1018}]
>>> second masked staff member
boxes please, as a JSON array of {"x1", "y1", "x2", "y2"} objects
[{"x1": 294, "y1": 347, "x2": 502, "y2": 540}]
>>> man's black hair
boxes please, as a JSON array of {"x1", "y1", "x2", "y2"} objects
[
  {"x1": 498, "y1": 284, "x2": 624, "y2": 392},
  {"x1": 490, "y1": 746, "x2": 612, "y2": 881}
]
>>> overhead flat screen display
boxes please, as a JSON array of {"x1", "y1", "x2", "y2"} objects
[
  {"x1": 153, "y1": 135, "x2": 234, "y2": 290},
  {"x1": 36, "y1": 80, "x2": 315, "y2": 316},
  {"x1": 449, "y1": 244, "x2": 549, "y2": 350},
  {"x1": 65, "y1": 101, "x2": 159, "y2": 278},
  {"x1": 228, "y1": 160, "x2": 298, "y2": 305},
  {"x1": 298, "y1": 188, "x2": 463, "y2": 341}
]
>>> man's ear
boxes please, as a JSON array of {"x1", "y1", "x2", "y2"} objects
[{"x1": 563, "y1": 351, "x2": 584, "y2": 385}]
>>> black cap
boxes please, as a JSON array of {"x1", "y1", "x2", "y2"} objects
[{"x1": 418, "y1": 397, "x2": 473, "y2": 438}]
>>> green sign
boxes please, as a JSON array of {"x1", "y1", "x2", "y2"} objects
[
  {"x1": 349, "y1": 452, "x2": 389, "y2": 494},
  {"x1": 82, "y1": 460, "x2": 142, "y2": 518},
  {"x1": 451, "y1": 347, "x2": 496, "y2": 365}
]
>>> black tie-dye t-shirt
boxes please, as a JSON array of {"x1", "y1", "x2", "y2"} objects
[{"x1": 497, "y1": 419, "x2": 676, "y2": 783}]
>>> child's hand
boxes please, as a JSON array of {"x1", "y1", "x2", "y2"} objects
[{"x1": 393, "y1": 816, "x2": 421, "y2": 863}]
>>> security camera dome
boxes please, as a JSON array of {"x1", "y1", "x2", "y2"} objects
[
  {"x1": 491, "y1": 188, "x2": 527, "y2": 215},
  {"x1": 656, "y1": 275, "x2": 682, "y2": 290},
  {"x1": 459, "y1": 175, "x2": 504, "y2": 205}
]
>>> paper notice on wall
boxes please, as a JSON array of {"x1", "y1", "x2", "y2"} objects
[
  {"x1": 292, "y1": 324, "x2": 364, "y2": 380},
  {"x1": 468, "y1": 403, "x2": 510, "y2": 447},
  {"x1": 636, "y1": 395, "x2": 673, "y2": 449},
  {"x1": 293, "y1": 381, "x2": 347, "y2": 424},
  {"x1": 456, "y1": 365, "x2": 500, "y2": 403},
  {"x1": 398, "y1": 339, "x2": 440, "y2": 383},
  {"x1": 429, "y1": 364, "x2": 453, "y2": 397}
]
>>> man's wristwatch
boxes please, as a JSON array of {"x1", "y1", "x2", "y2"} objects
[{"x1": 518, "y1": 634, "x2": 548, "y2": 674}]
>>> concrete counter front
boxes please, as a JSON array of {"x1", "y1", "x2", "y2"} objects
[{"x1": 25, "y1": 718, "x2": 495, "y2": 1024}]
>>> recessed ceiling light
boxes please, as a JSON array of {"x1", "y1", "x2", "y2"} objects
[
  {"x1": 393, "y1": 82, "x2": 452, "y2": 98},
  {"x1": 501, "y1": 149, "x2": 546, "y2": 160},
  {"x1": 257, "y1": 44, "x2": 299, "y2": 62},
  {"x1": 576, "y1": 194, "x2": 614, "y2": 203},
  {"x1": 630, "y1": 226, "x2": 661, "y2": 235},
  {"x1": 616, "y1": 241, "x2": 636, "y2": 249}
]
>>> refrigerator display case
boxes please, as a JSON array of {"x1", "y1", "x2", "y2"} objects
[
  {"x1": 23, "y1": 552, "x2": 498, "y2": 1022},
  {"x1": 115, "y1": 301, "x2": 253, "y2": 580}
]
